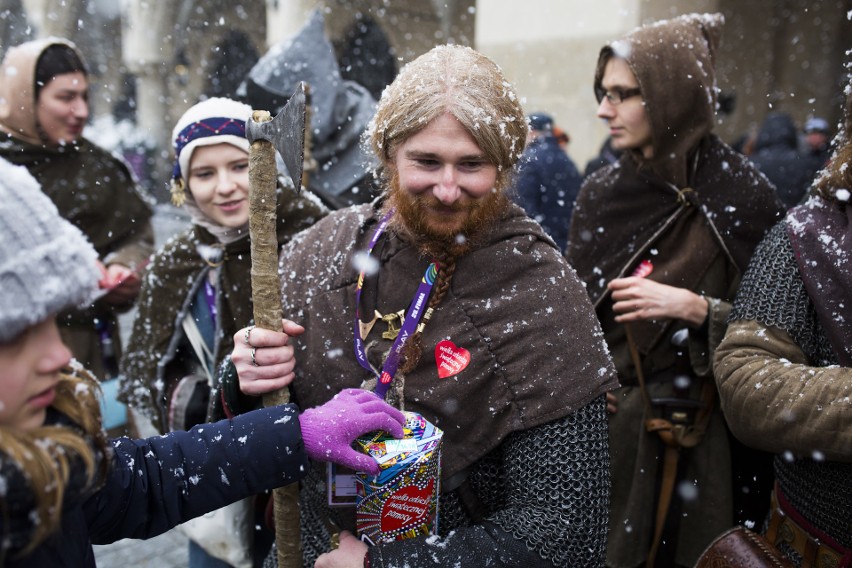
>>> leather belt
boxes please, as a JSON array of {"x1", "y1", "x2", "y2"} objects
[{"x1": 766, "y1": 489, "x2": 845, "y2": 568}]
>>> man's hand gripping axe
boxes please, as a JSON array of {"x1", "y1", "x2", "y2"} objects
[{"x1": 246, "y1": 82, "x2": 307, "y2": 568}]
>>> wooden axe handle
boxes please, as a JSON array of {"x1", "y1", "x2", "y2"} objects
[{"x1": 248, "y1": 111, "x2": 301, "y2": 567}]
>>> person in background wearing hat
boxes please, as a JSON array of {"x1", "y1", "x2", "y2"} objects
[
  {"x1": 0, "y1": 157, "x2": 406, "y2": 567},
  {"x1": 750, "y1": 112, "x2": 815, "y2": 209},
  {"x1": 801, "y1": 116, "x2": 833, "y2": 182},
  {"x1": 117, "y1": 97, "x2": 327, "y2": 567},
  {"x1": 0, "y1": 38, "x2": 154, "y2": 381},
  {"x1": 511, "y1": 112, "x2": 582, "y2": 252},
  {"x1": 566, "y1": 14, "x2": 785, "y2": 567}
]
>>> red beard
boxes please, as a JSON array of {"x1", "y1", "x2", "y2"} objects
[{"x1": 383, "y1": 171, "x2": 509, "y2": 258}]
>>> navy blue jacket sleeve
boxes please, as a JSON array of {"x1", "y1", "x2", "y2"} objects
[{"x1": 86, "y1": 405, "x2": 308, "y2": 544}]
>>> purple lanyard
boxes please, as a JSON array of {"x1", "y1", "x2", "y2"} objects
[
  {"x1": 204, "y1": 279, "x2": 217, "y2": 320},
  {"x1": 354, "y1": 210, "x2": 438, "y2": 399}
]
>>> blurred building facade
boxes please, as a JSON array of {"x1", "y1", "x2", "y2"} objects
[{"x1": 2, "y1": 0, "x2": 849, "y2": 200}]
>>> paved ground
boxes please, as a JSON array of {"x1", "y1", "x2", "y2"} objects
[
  {"x1": 94, "y1": 528, "x2": 189, "y2": 567},
  {"x1": 95, "y1": 203, "x2": 191, "y2": 567}
]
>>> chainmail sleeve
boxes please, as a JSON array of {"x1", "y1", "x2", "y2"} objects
[{"x1": 371, "y1": 395, "x2": 610, "y2": 568}]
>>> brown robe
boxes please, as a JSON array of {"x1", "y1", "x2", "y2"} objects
[{"x1": 566, "y1": 13, "x2": 785, "y2": 567}]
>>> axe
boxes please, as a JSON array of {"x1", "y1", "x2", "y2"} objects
[{"x1": 246, "y1": 81, "x2": 307, "y2": 568}]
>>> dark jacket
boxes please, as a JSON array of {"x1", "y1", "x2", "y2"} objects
[
  {"x1": 512, "y1": 133, "x2": 582, "y2": 251},
  {"x1": 750, "y1": 112, "x2": 814, "y2": 209},
  {"x1": 0, "y1": 406, "x2": 308, "y2": 568}
]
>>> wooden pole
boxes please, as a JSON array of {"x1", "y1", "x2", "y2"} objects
[{"x1": 248, "y1": 110, "x2": 301, "y2": 567}]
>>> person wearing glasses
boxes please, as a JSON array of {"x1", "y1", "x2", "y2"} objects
[{"x1": 566, "y1": 14, "x2": 785, "y2": 568}]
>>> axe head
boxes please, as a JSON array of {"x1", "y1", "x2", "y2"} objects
[{"x1": 246, "y1": 82, "x2": 307, "y2": 192}]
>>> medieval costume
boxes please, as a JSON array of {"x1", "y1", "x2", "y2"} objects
[
  {"x1": 117, "y1": 97, "x2": 326, "y2": 567},
  {"x1": 274, "y1": 202, "x2": 618, "y2": 567},
  {"x1": 0, "y1": 158, "x2": 310, "y2": 568},
  {"x1": 0, "y1": 38, "x2": 154, "y2": 379},
  {"x1": 714, "y1": 97, "x2": 852, "y2": 565},
  {"x1": 566, "y1": 14, "x2": 785, "y2": 567}
]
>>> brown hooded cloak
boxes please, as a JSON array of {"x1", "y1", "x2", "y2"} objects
[{"x1": 566, "y1": 13, "x2": 785, "y2": 567}]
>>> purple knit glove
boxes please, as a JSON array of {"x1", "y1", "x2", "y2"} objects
[{"x1": 298, "y1": 388, "x2": 406, "y2": 475}]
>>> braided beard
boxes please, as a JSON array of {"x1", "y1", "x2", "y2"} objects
[{"x1": 382, "y1": 170, "x2": 509, "y2": 259}]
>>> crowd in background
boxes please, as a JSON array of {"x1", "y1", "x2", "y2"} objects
[{"x1": 0, "y1": 8, "x2": 849, "y2": 568}]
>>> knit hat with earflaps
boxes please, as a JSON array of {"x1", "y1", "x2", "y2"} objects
[
  {"x1": 0, "y1": 158, "x2": 100, "y2": 343},
  {"x1": 170, "y1": 97, "x2": 252, "y2": 206}
]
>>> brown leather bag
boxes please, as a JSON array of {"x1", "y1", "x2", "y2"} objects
[{"x1": 695, "y1": 526, "x2": 793, "y2": 568}]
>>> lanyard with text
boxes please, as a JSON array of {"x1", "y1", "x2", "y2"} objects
[{"x1": 354, "y1": 210, "x2": 438, "y2": 399}]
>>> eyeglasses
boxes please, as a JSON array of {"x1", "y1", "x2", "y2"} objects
[{"x1": 595, "y1": 87, "x2": 642, "y2": 105}]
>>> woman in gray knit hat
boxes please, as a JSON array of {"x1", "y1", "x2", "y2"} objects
[{"x1": 0, "y1": 157, "x2": 405, "y2": 568}]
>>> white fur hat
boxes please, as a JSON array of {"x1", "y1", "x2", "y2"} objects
[{"x1": 0, "y1": 158, "x2": 100, "y2": 342}]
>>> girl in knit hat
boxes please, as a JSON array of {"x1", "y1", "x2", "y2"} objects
[
  {"x1": 0, "y1": 157, "x2": 404, "y2": 568},
  {"x1": 117, "y1": 97, "x2": 326, "y2": 567}
]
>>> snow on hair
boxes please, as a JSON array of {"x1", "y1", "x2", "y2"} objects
[{"x1": 367, "y1": 45, "x2": 526, "y2": 190}]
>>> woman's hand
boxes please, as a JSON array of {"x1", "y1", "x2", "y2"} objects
[
  {"x1": 97, "y1": 261, "x2": 142, "y2": 305},
  {"x1": 608, "y1": 277, "x2": 708, "y2": 328},
  {"x1": 314, "y1": 531, "x2": 368, "y2": 568},
  {"x1": 233, "y1": 319, "x2": 305, "y2": 396}
]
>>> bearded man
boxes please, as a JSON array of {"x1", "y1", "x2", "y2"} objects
[{"x1": 234, "y1": 44, "x2": 618, "y2": 568}]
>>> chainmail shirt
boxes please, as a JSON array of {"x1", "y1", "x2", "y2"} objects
[
  {"x1": 730, "y1": 221, "x2": 852, "y2": 552},
  {"x1": 264, "y1": 396, "x2": 610, "y2": 567}
]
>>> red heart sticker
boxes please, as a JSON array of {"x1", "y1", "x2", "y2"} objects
[
  {"x1": 435, "y1": 340, "x2": 470, "y2": 379},
  {"x1": 380, "y1": 480, "x2": 435, "y2": 534}
]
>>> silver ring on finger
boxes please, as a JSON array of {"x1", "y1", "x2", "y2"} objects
[
  {"x1": 244, "y1": 325, "x2": 256, "y2": 346},
  {"x1": 251, "y1": 347, "x2": 259, "y2": 367}
]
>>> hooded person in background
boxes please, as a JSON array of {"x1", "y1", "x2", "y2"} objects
[
  {"x1": 118, "y1": 97, "x2": 327, "y2": 567},
  {"x1": 801, "y1": 116, "x2": 833, "y2": 180},
  {"x1": 566, "y1": 14, "x2": 785, "y2": 568},
  {"x1": 512, "y1": 112, "x2": 582, "y2": 252},
  {"x1": 750, "y1": 112, "x2": 815, "y2": 209},
  {"x1": 236, "y1": 10, "x2": 379, "y2": 210},
  {"x1": 713, "y1": 62, "x2": 852, "y2": 568},
  {"x1": 232, "y1": 44, "x2": 617, "y2": 568},
  {"x1": 0, "y1": 38, "x2": 154, "y2": 380},
  {"x1": 0, "y1": 157, "x2": 405, "y2": 568}
]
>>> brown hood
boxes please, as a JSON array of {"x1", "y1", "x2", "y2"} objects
[
  {"x1": 594, "y1": 13, "x2": 723, "y2": 187},
  {"x1": 0, "y1": 37, "x2": 83, "y2": 145}
]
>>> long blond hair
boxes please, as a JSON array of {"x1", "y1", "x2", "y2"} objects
[{"x1": 0, "y1": 367, "x2": 108, "y2": 560}]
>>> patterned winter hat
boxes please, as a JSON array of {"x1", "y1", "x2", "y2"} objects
[
  {"x1": 170, "y1": 97, "x2": 252, "y2": 205},
  {"x1": 0, "y1": 158, "x2": 100, "y2": 343}
]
